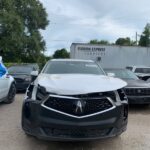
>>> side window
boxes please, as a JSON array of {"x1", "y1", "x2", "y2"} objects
[
  {"x1": 135, "y1": 68, "x2": 150, "y2": 73},
  {"x1": 135, "y1": 68, "x2": 143, "y2": 73},
  {"x1": 126, "y1": 67, "x2": 132, "y2": 71}
]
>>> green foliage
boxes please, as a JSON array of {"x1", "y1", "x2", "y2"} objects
[
  {"x1": 115, "y1": 37, "x2": 135, "y2": 46},
  {"x1": 89, "y1": 39, "x2": 109, "y2": 45},
  {"x1": 4, "y1": 63, "x2": 17, "y2": 68},
  {"x1": 53, "y1": 48, "x2": 70, "y2": 59},
  {"x1": 139, "y1": 23, "x2": 150, "y2": 47},
  {"x1": 0, "y1": 0, "x2": 49, "y2": 63}
]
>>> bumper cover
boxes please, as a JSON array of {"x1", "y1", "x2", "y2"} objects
[
  {"x1": 128, "y1": 96, "x2": 150, "y2": 104},
  {"x1": 22, "y1": 99, "x2": 128, "y2": 141}
]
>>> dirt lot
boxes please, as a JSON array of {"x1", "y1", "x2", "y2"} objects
[{"x1": 0, "y1": 94, "x2": 150, "y2": 150}]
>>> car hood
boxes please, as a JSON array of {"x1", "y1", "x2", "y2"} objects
[
  {"x1": 36, "y1": 74, "x2": 127, "y2": 95},
  {"x1": 122, "y1": 79, "x2": 150, "y2": 88},
  {"x1": 9, "y1": 74, "x2": 30, "y2": 79}
]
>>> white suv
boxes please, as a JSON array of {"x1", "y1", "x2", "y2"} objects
[
  {"x1": 22, "y1": 59, "x2": 128, "y2": 141},
  {"x1": 0, "y1": 75, "x2": 16, "y2": 104},
  {"x1": 126, "y1": 66, "x2": 150, "y2": 81},
  {"x1": 0, "y1": 56, "x2": 16, "y2": 104}
]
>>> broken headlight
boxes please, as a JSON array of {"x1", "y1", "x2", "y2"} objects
[
  {"x1": 36, "y1": 85, "x2": 49, "y2": 101},
  {"x1": 117, "y1": 89, "x2": 128, "y2": 102}
]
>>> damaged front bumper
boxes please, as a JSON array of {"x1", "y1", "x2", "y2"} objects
[{"x1": 22, "y1": 97, "x2": 128, "y2": 141}]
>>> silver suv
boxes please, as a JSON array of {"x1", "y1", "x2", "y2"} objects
[{"x1": 126, "y1": 66, "x2": 150, "y2": 81}]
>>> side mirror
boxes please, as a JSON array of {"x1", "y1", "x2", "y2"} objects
[
  {"x1": 107, "y1": 72, "x2": 115, "y2": 77},
  {"x1": 31, "y1": 71, "x2": 39, "y2": 76},
  {"x1": 31, "y1": 71, "x2": 39, "y2": 82}
]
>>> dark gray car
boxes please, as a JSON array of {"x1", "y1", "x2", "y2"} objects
[
  {"x1": 8, "y1": 64, "x2": 39, "y2": 91},
  {"x1": 105, "y1": 68, "x2": 150, "y2": 104}
]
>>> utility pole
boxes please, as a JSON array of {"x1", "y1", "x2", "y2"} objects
[
  {"x1": 136, "y1": 32, "x2": 138, "y2": 46},
  {"x1": 148, "y1": 24, "x2": 150, "y2": 47},
  {"x1": 135, "y1": 32, "x2": 141, "y2": 46}
]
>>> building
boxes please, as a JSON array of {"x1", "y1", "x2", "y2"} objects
[{"x1": 70, "y1": 43, "x2": 150, "y2": 68}]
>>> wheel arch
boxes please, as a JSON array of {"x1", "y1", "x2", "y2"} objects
[{"x1": 7, "y1": 76, "x2": 16, "y2": 95}]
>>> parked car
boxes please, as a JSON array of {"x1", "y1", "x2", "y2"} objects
[
  {"x1": 8, "y1": 64, "x2": 39, "y2": 91},
  {"x1": 126, "y1": 66, "x2": 150, "y2": 81},
  {"x1": 105, "y1": 68, "x2": 150, "y2": 105},
  {"x1": 22, "y1": 59, "x2": 128, "y2": 141},
  {"x1": 0, "y1": 75, "x2": 16, "y2": 104},
  {"x1": 0, "y1": 56, "x2": 16, "y2": 104}
]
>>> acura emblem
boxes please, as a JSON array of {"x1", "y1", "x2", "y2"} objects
[{"x1": 74, "y1": 100, "x2": 86, "y2": 115}]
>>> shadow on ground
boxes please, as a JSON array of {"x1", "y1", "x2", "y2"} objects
[
  {"x1": 129, "y1": 104, "x2": 150, "y2": 115},
  {"x1": 23, "y1": 135, "x2": 123, "y2": 150}
]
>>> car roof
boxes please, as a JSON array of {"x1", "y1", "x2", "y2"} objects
[
  {"x1": 126, "y1": 66, "x2": 150, "y2": 68},
  {"x1": 104, "y1": 68, "x2": 126, "y2": 71},
  {"x1": 8, "y1": 64, "x2": 39, "y2": 71},
  {"x1": 9, "y1": 65, "x2": 32, "y2": 67},
  {"x1": 50, "y1": 59, "x2": 94, "y2": 63}
]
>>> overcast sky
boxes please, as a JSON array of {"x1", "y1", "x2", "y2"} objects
[{"x1": 40, "y1": 0, "x2": 150, "y2": 55}]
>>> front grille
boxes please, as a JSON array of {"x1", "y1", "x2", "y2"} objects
[
  {"x1": 42, "y1": 127, "x2": 111, "y2": 138},
  {"x1": 43, "y1": 94, "x2": 114, "y2": 117},
  {"x1": 125, "y1": 88, "x2": 150, "y2": 96}
]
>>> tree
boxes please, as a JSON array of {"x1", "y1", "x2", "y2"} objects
[
  {"x1": 0, "y1": 0, "x2": 49, "y2": 63},
  {"x1": 53, "y1": 49, "x2": 70, "y2": 59},
  {"x1": 139, "y1": 23, "x2": 150, "y2": 47},
  {"x1": 115, "y1": 37, "x2": 135, "y2": 46},
  {"x1": 89, "y1": 39, "x2": 109, "y2": 45}
]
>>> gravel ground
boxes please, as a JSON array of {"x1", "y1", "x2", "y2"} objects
[{"x1": 0, "y1": 94, "x2": 150, "y2": 150}]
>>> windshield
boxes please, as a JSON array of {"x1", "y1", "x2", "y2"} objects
[
  {"x1": 8, "y1": 66, "x2": 33, "y2": 74},
  {"x1": 43, "y1": 61, "x2": 105, "y2": 75},
  {"x1": 135, "y1": 68, "x2": 150, "y2": 73},
  {"x1": 105, "y1": 69, "x2": 139, "y2": 80}
]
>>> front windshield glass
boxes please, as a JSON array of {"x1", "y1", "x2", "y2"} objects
[
  {"x1": 135, "y1": 68, "x2": 150, "y2": 73},
  {"x1": 8, "y1": 66, "x2": 32, "y2": 74},
  {"x1": 43, "y1": 61, "x2": 105, "y2": 75},
  {"x1": 106, "y1": 69, "x2": 139, "y2": 80}
]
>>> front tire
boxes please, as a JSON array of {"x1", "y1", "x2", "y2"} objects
[{"x1": 4, "y1": 83, "x2": 16, "y2": 104}]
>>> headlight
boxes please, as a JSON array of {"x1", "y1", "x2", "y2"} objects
[
  {"x1": 36, "y1": 85, "x2": 48, "y2": 101},
  {"x1": 25, "y1": 77, "x2": 31, "y2": 82},
  {"x1": 117, "y1": 89, "x2": 128, "y2": 102}
]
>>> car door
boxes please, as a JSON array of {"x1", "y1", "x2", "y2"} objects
[{"x1": 0, "y1": 76, "x2": 9, "y2": 99}]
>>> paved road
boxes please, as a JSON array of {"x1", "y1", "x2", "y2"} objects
[{"x1": 0, "y1": 94, "x2": 150, "y2": 150}]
